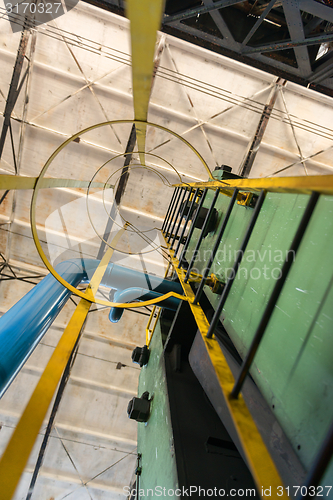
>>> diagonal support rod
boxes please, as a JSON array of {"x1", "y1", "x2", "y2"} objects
[
  {"x1": 239, "y1": 78, "x2": 286, "y2": 178},
  {"x1": 97, "y1": 125, "x2": 136, "y2": 260},
  {"x1": 184, "y1": 188, "x2": 220, "y2": 283},
  {"x1": 194, "y1": 188, "x2": 239, "y2": 304},
  {"x1": 178, "y1": 188, "x2": 208, "y2": 269},
  {"x1": 0, "y1": 29, "x2": 30, "y2": 159},
  {"x1": 241, "y1": 0, "x2": 277, "y2": 48},
  {"x1": 174, "y1": 188, "x2": 200, "y2": 258}
]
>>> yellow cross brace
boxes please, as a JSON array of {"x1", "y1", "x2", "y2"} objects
[
  {"x1": 0, "y1": 175, "x2": 113, "y2": 190},
  {"x1": 126, "y1": 0, "x2": 165, "y2": 164}
]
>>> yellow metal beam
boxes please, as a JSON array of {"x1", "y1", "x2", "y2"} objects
[
  {"x1": 177, "y1": 174, "x2": 333, "y2": 195},
  {"x1": 0, "y1": 298, "x2": 91, "y2": 500},
  {"x1": 166, "y1": 241, "x2": 289, "y2": 499},
  {"x1": 0, "y1": 226, "x2": 190, "y2": 499},
  {"x1": 146, "y1": 306, "x2": 161, "y2": 347},
  {"x1": 126, "y1": 0, "x2": 165, "y2": 164},
  {"x1": 0, "y1": 175, "x2": 113, "y2": 190}
]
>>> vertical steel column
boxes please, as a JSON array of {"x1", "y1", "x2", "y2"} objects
[
  {"x1": 164, "y1": 187, "x2": 181, "y2": 236},
  {"x1": 0, "y1": 29, "x2": 30, "y2": 159},
  {"x1": 162, "y1": 188, "x2": 178, "y2": 232},
  {"x1": 174, "y1": 188, "x2": 200, "y2": 258},
  {"x1": 178, "y1": 188, "x2": 207, "y2": 269},
  {"x1": 167, "y1": 187, "x2": 187, "y2": 243},
  {"x1": 193, "y1": 188, "x2": 239, "y2": 305},
  {"x1": 231, "y1": 191, "x2": 319, "y2": 397},
  {"x1": 207, "y1": 190, "x2": 265, "y2": 338},
  {"x1": 0, "y1": 28, "x2": 31, "y2": 218},
  {"x1": 184, "y1": 188, "x2": 220, "y2": 283},
  {"x1": 170, "y1": 187, "x2": 193, "y2": 250}
]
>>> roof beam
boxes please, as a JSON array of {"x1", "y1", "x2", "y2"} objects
[
  {"x1": 300, "y1": 0, "x2": 333, "y2": 23},
  {"x1": 309, "y1": 57, "x2": 333, "y2": 84},
  {"x1": 241, "y1": 0, "x2": 278, "y2": 48},
  {"x1": 282, "y1": 0, "x2": 311, "y2": 77},
  {"x1": 203, "y1": 0, "x2": 239, "y2": 49},
  {"x1": 163, "y1": 0, "x2": 246, "y2": 24},
  {"x1": 303, "y1": 16, "x2": 323, "y2": 36},
  {"x1": 242, "y1": 32, "x2": 333, "y2": 54}
]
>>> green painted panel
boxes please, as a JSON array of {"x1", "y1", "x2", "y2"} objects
[
  {"x1": 322, "y1": 460, "x2": 333, "y2": 497},
  {"x1": 186, "y1": 189, "x2": 253, "y2": 278},
  {"x1": 137, "y1": 323, "x2": 178, "y2": 497},
  {"x1": 250, "y1": 195, "x2": 333, "y2": 470},
  {"x1": 219, "y1": 192, "x2": 309, "y2": 353},
  {"x1": 185, "y1": 190, "x2": 333, "y2": 476}
]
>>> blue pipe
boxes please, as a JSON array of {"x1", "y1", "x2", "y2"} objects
[
  {"x1": 87, "y1": 262, "x2": 182, "y2": 295},
  {"x1": 103, "y1": 264, "x2": 182, "y2": 323},
  {"x1": 109, "y1": 287, "x2": 181, "y2": 323},
  {"x1": 0, "y1": 259, "x2": 181, "y2": 397},
  {"x1": 0, "y1": 259, "x2": 100, "y2": 399}
]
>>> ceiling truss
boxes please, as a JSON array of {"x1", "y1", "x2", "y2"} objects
[{"x1": 91, "y1": 0, "x2": 333, "y2": 96}]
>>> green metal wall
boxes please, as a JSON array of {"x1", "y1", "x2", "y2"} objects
[
  {"x1": 186, "y1": 190, "x2": 333, "y2": 477},
  {"x1": 136, "y1": 323, "x2": 179, "y2": 498}
]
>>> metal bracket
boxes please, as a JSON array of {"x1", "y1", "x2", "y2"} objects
[
  {"x1": 237, "y1": 192, "x2": 258, "y2": 208},
  {"x1": 206, "y1": 273, "x2": 224, "y2": 294}
]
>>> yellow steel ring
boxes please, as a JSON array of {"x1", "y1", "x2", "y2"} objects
[{"x1": 30, "y1": 119, "x2": 210, "y2": 306}]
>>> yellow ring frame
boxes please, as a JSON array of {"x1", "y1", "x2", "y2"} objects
[
  {"x1": 30, "y1": 119, "x2": 211, "y2": 306},
  {"x1": 86, "y1": 151, "x2": 182, "y2": 251}
]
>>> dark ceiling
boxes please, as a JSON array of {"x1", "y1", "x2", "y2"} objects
[{"x1": 84, "y1": 0, "x2": 333, "y2": 97}]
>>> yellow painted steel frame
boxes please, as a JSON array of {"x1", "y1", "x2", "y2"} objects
[
  {"x1": 177, "y1": 174, "x2": 333, "y2": 195},
  {"x1": 164, "y1": 239, "x2": 289, "y2": 499},
  {"x1": 145, "y1": 260, "x2": 173, "y2": 347},
  {"x1": 0, "y1": 298, "x2": 91, "y2": 500},
  {"x1": 146, "y1": 306, "x2": 161, "y2": 347},
  {"x1": 0, "y1": 230, "x2": 125, "y2": 500},
  {"x1": 25, "y1": 119, "x2": 210, "y2": 308},
  {"x1": 0, "y1": 175, "x2": 113, "y2": 190},
  {"x1": 0, "y1": 171, "x2": 188, "y2": 309},
  {"x1": 126, "y1": 0, "x2": 165, "y2": 164}
]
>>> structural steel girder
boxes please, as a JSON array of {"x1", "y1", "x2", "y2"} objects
[{"x1": 85, "y1": 0, "x2": 333, "y2": 96}]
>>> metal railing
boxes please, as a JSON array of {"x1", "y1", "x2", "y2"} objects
[{"x1": 160, "y1": 174, "x2": 333, "y2": 498}]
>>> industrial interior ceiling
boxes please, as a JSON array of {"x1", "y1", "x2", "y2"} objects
[{"x1": 0, "y1": 0, "x2": 333, "y2": 498}]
